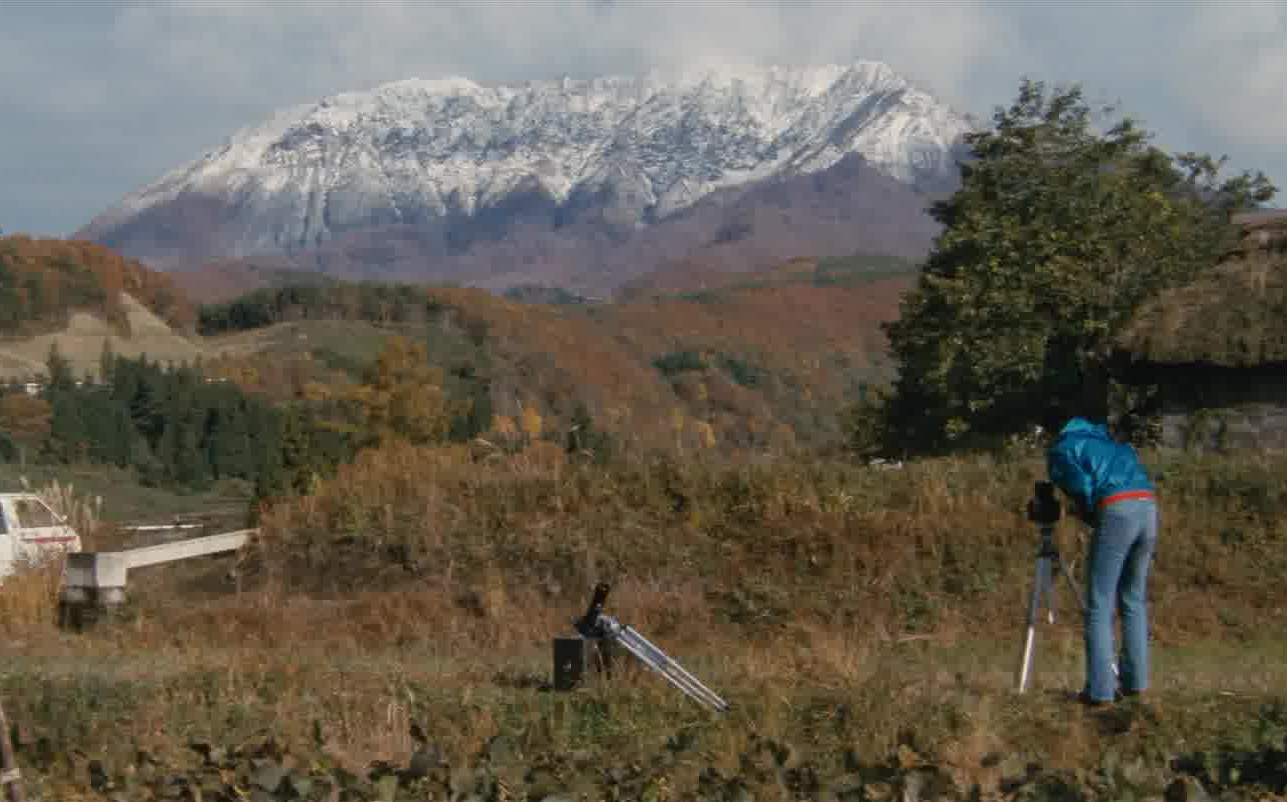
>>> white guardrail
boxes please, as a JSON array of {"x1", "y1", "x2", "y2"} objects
[{"x1": 59, "y1": 529, "x2": 256, "y2": 617}]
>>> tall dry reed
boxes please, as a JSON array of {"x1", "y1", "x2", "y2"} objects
[{"x1": 21, "y1": 476, "x2": 103, "y2": 548}]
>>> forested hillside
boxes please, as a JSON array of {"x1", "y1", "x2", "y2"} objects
[
  {"x1": 36, "y1": 349, "x2": 288, "y2": 491},
  {"x1": 195, "y1": 256, "x2": 913, "y2": 454},
  {"x1": 3, "y1": 335, "x2": 494, "y2": 505},
  {"x1": 197, "y1": 283, "x2": 439, "y2": 335},
  {"x1": 0, "y1": 231, "x2": 919, "y2": 514}
]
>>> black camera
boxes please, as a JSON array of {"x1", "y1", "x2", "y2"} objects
[{"x1": 1027, "y1": 481, "x2": 1062, "y2": 526}]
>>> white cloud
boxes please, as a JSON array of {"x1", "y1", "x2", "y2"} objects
[
  {"x1": 107, "y1": 1, "x2": 1012, "y2": 106},
  {"x1": 1177, "y1": 1, "x2": 1287, "y2": 149},
  {"x1": 0, "y1": 0, "x2": 1282, "y2": 237}
]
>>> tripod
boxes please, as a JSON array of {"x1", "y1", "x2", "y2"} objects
[
  {"x1": 1016, "y1": 522, "x2": 1091, "y2": 693},
  {"x1": 568, "y1": 583, "x2": 730, "y2": 712},
  {"x1": 1016, "y1": 481, "x2": 1118, "y2": 693}
]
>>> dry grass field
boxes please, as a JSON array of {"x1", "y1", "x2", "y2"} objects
[{"x1": 3, "y1": 444, "x2": 1285, "y2": 800}]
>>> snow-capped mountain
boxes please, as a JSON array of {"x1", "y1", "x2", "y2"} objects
[{"x1": 80, "y1": 61, "x2": 972, "y2": 279}]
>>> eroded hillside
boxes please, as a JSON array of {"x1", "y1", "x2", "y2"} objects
[{"x1": 0, "y1": 236, "x2": 200, "y2": 379}]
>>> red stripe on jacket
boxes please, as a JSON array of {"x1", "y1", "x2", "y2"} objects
[{"x1": 1097, "y1": 490, "x2": 1156, "y2": 510}]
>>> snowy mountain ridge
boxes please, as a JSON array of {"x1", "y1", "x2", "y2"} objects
[{"x1": 82, "y1": 60, "x2": 973, "y2": 267}]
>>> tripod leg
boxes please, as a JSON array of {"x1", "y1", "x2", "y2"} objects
[
  {"x1": 1058, "y1": 558, "x2": 1086, "y2": 614},
  {"x1": 1017, "y1": 557, "x2": 1052, "y2": 693}
]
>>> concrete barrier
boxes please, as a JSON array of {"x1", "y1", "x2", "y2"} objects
[{"x1": 58, "y1": 529, "x2": 255, "y2": 629}]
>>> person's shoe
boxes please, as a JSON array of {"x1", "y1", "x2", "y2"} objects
[{"x1": 1077, "y1": 691, "x2": 1114, "y2": 708}]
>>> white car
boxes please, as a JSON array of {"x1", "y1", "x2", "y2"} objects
[{"x1": 0, "y1": 492, "x2": 83, "y2": 580}]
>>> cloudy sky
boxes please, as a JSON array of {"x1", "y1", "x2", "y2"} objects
[{"x1": 2, "y1": 1, "x2": 1283, "y2": 237}]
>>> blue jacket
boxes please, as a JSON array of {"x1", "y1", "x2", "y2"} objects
[{"x1": 1047, "y1": 418, "x2": 1155, "y2": 515}]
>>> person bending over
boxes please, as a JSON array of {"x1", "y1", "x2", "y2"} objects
[{"x1": 1044, "y1": 413, "x2": 1159, "y2": 706}]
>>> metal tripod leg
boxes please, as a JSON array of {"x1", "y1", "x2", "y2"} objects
[
  {"x1": 1055, "y1": 555, "x2": 1085, "y2": 615},
  {"x1": 570, "y1": 583, "x2": 730, "y2": 712},
  {"x1": 1017, "y1": 554, "x2": 1054, "y2": 693},
  {"x1": 1018, "y1": 530, "x2": 1118, "y2": 693}
]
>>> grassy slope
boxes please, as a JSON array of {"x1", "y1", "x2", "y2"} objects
[
  {"x1": 3, "y1": 446, "x2": 1286, "y2": 801},
  {"x1": 0, "y1": 460, "x2": 248, "y2": 530},
  {"x1": 618, "y1": 250, "x2": 919, "y2": 299}
]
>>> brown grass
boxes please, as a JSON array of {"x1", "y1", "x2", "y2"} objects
[
  {"x1": 3, "y1": 445, "x2": 1286, "y2": 799},
  {"x1": 0, "y1": 559, "x2": 64, "y2": 635}
]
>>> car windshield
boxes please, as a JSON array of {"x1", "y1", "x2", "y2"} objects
[{"x1": 13, "y1": 498, "x2": 58, "y2": 529}]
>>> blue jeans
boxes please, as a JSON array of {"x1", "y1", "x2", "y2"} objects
[{"x1": 1084, "y1": 498, "x2": 1159, "y2": 702}]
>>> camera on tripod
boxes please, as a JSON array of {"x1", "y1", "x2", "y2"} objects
[
  {"x1": 1027, "y1": 481, "x2": 1062, "y2": 527},
  {"x1": 1016, "y1": 478, "x2": 1117, "y2": 693}
]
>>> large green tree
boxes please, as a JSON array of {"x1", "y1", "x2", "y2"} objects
[{"x1": 874, "y1": 79, "x2": 1276, "y2": 454}]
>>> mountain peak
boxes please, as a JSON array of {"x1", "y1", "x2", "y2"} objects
[{"x1": 80, "y1": 60, "x2": 972, "y2": 279}]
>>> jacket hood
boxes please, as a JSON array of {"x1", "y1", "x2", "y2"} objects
[{"x1": 1059, "y1": 417, "x2": 1111, "y2": 440}]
